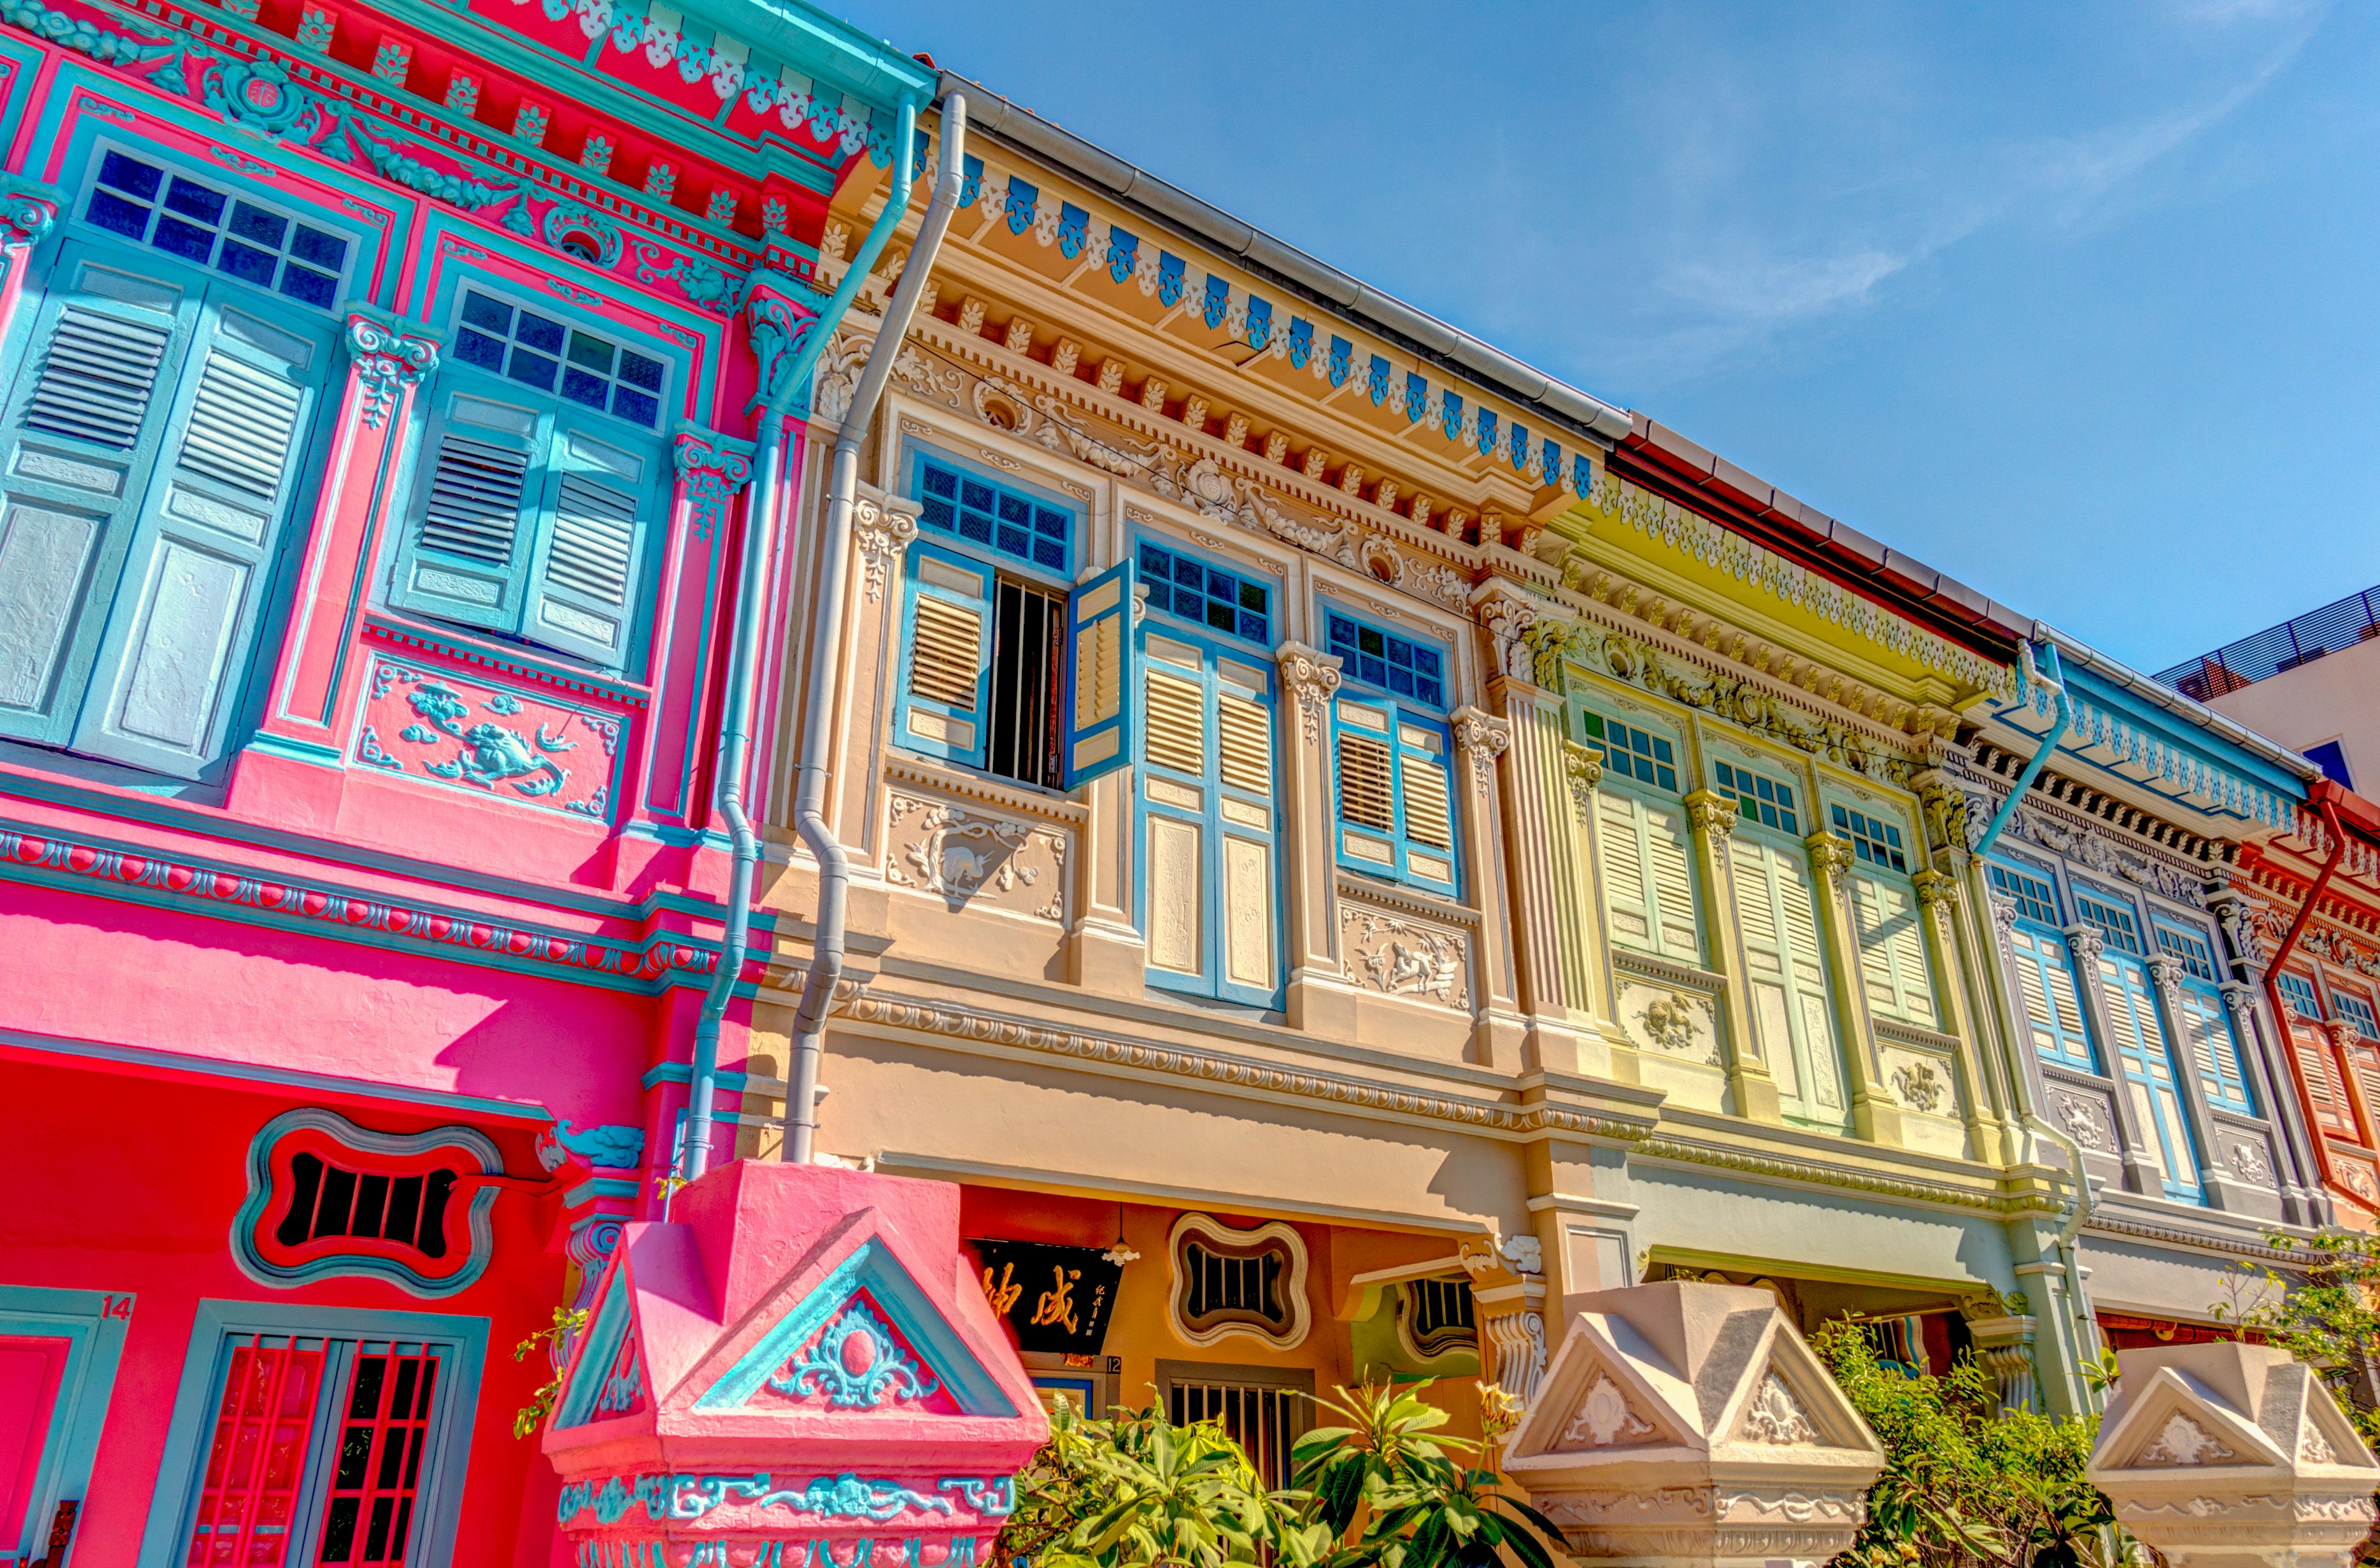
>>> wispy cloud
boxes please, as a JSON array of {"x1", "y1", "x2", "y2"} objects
[{"x1": 1609, "y1": 4, "x2": 2326, "y2": 384}]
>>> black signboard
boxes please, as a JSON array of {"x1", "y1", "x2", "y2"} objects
[{"x1": 972, "y1": 1240, "x2": 1122, "y2": 1355}]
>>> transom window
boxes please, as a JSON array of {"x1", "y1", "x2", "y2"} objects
[
  {"x1": 2154, "y1": 923, "x2": 2220, "y2": 982},
  {"x1": 451, "y1": 290, "x2": 663, "y2": 429},
  {"x1": 2073, "y1": 889, "x2": 2144, "y2": 955},
  {"x1": 1831, "y1": 803, "x2": 1908, "y2": 871},
  {"x1": 2331, "y1": 990, "x2": 2378, "y2": 1040},
  {"x1": 2277, "y1": 970, "x2": 2324, "y2": 1019},
  {"x1": 275, "y1": 1153, "x2": 459, "y2": 1261},
  {"x1": 1713, "y1": 760, "x2": 1797, "y2": 833},
  {"x1": 1137, "y1": 540, "x2": 1269, "y2": 645},
  {"x1": 1986, "y1": 862, "x2": 2060, "y2": 926},
  {"x1": 83, "y1": 149, "x2": 347, "y2": 310},
  {"x1": 1580, "y1": 710, "x2": 1677, "y2": 790},
  {"x1": 918, "y1": 457, "x2": 1070, "y2": 573},
  {"x1": 1326, "y1": 612, "x2": 1443, "y2": 707}
]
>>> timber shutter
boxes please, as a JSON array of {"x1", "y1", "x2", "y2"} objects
[
  {"x1": 1323, "y1": 610, "x2": 1458, "y2": 898},
  {"x1": 1851, "y1": 874, "x2": 1939, "y2": 1028},
  {"x1": 2277, "y1": 972, "x2": 2350, "y2": 1134},
  {"x1": 2009, "y1": 924, "x2": 2096, "y2": 1071},
  {"x1": 1597, "y1": 788, "x2": 1698, "y2": 963},
  {"x1": 1730, "y1": 833, "x2": 1846, "y2": 1122},
  {"x1": 894, "y1": 540, "x2": 994, "y2": 769}
]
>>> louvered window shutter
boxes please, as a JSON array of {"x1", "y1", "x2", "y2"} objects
[
  {"x1": 1333, "y1": 696, "x2": 1399, "y2": 868},
  {"x1": 1393, "y1": 718, "x2": 1458, "y2": 896},
  {"x1": 0, "y1": 243, "x2": 200, "y2": 747},
  {"x1": 389, "y1": 389, "x2": 542, "y2": 637},
  {"x1": 2176, "y1": 987, "x2": 2252, "y2": 1114},
  {"x1": 1776, "y1": 850, "x2": 1846, "y2": 1116},
  {"x1": 521, "y1": 425, "x2": 652, "y2": 667},
  {"x1": 1597, "y1": 790, "x2": 1657, "y2": 953},
  {"x1": 894, "y1": 540, "x2": 992, "y2": 769},
  {"x1": 71, "y1": 293, "x2": 331, "y2": 777},
  {"x1": 1213, "y1": 675, "x2": 1279, "y2": 1000},
  {"x1": 2104, "y1": 957, "x2": 2203, "y2": 1198},
  {"x1": 2010, "y1": 926, "x2": 2097, "y2": 1070},
  {"x1": 1646, "y1": 804, "x2": 1697, "y2": 958},
  {"x1": 1730, "y1": 836, "x2": 1798, "y2": 1091},
  {"x1": 1061, "y1": 557, "x2": 1135, "y2": 787},
  {"x1": 1139, "y1": 636, "x2": 1280, "y2": 1006},
  {"x1": 1852, "y1": 875, "x2": 1939, "y2": 1028}
]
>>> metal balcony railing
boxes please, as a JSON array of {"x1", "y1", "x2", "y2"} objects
[{"x1": 2154, "y1": 585, "x2": 2380, "y2": 700}]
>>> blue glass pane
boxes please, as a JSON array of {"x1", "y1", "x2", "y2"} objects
[
  {"x1": 921, "y1": 497, "x2": 955, "y2": 532},
  {"x1": 152, "y1": 216, "x2": 214, "y2": 261},
  {"x1": 228, "y1": 201, "x2": 286, "y2": 248},
  {"x1": 165, "y1": 178, "x2": 226, "y2": 224},
  {"x1": 560, "y1": 367, "x2": 609, "y2": 408},
  {"x1": 514, "y1": 311, "x2": 565, "y2": 354},
  {"x1": 611, "y1": 388, "x2": 658, "y2": 428},
  {"x1": 278, "y1": 265, "x2": 337, "y2": 309},
  {"x1": 98, "y1": 150, "x2": 162, "y2": 200},
  {"x1": 1238, "y1": 610, "x2": 1266, "y2": 641},
  {"x1": 1238, "y1": 581, "x2": 1266, "y2": 611},
  {"x1": 218, "y1": 240, "x2": 278, "y2": 285},
  {"x1": 1139, "y1": 543, "x2": 1167, "y2": 576},
  {"x1": 922, "y1": 465, "x2": 958, "y2": 498},
  {"x1": 957, "y1": 510, "x2": 993, "y2": 544},
  {"x1": 455, "y1": 327, "x2": 506, "y2": 371},
  {"x1": 1411, "y1": 646, "x2": 1440, "y2": 677},
  {"x1": 1033, "y1": 539, "x2": 1065, "y2": 570},
  {"x1": 461, "y1": 292, "x2": 511, "y2": 333},
  {"x1": 1206, "y1": 599, "x2": 1233, "y2": 632},
  {"x1": 1360, "y1": 655, "x2": 1385, "y2": 685},
  {"x1": 1358, "y1": 626, "x2": 1385, "y2": 656},
  {"x1": 290, "y1": 226, "x2": 346, "y2": 269},
  {"x1": 960, "y1": 478, "x2": 995, "y2": 512},
  {"x1": 998, "y1": 524, "x2": 1029, "y2": 555},
  {"x1": 618, "y1": 351, "x2": 663, "y2": 391},
  {"x1": 507, "y1": 348, "x2": 558, "y2": 392},
  {"x1": 997, "y1": 491, "x2": 1031, "y2": 526},
  {"x1": 84, "y1": 188, "x2": 149, "y2": 239}
]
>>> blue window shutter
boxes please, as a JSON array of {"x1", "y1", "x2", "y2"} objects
[
  {"x1": 71, "y1": 285, "x2": 333, "y2": 777},
  {"x1": 1330, "y1": 692, "x2": 1458, "y2": 897},
  {"x1": 894, "y1": 539, "x2": 992, "y2": 768},
  {"x1": 1391, "y1": 715, "x2": 1460, "y2": 896},
  {"x1": 519, "y1": 420, "x2": 656, "y2": 669},
  {"x1": 1061, "y1": 555, "x2": 1135, "y2": 787},
  {"x1": 0, "y1": 240, "x2": 201, "y2": 750},
  {"x1": 389, "y1": 383, "x2": 545, "y2": 637}
]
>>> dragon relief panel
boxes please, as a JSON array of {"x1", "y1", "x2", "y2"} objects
[
  {"x1": 1339, "y1": 904, "x2": 1472, "y2": 1010},
  {"x1": 883, "y1": 791, "x2": 1069, "y2": 923},
  {"x1": 351, "y1": 656, "x2": 621, "y2": 821}
]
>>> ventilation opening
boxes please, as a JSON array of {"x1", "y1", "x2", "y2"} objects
[
  {"x1": 274, "y1": 1152, "x2": 459, "y2": 1259},
  {"x1": 555, "y1": 232, "x2": 601, "y2": 263},
  {"x1": 1166, "y1": 1376, "x2": 1299, "y2": 1490},
  {"x1": 987, "y1": 577, "x2": 1064, "y2": 787}
]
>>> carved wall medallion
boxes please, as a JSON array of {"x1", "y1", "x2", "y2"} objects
[
  {"x1": 2052, "y1": 1088, "x2": 2118, "y2": 1153},
  {"x1": 2135, "y1": 1412, "x2": 2234, "y2": 1467},
  {"x1": 1618, "y1": 982, "x2": 1720, "y2": 1065},
  {"x1": 1339, "y1": 907, "x2": 1471, "y2": 1009},
  {"x1": 883, "y1": 793, "x2": 1069, "y2": 922},
  {"x1": 1564, "y1": 1372, "x2": 1657, "y2": 1448}
]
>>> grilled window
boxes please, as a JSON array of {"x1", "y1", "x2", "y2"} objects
[
  {"x1": 987, "y1": 578, "x2": 1065, "y2": 787},
  {"x1": 84, "y1": 148, "x2": 349, "y2": 311},
  {"x1": 274, "y1": 1153, "x2": 460, "y2": 1259},
  {"x1": 1579, "y1": 708, "x2": 1678, "y2": 791},
  {"x1": 1398, "y1": 1277, "x2": 1478, "y2": 1359},
  {"x1": 1161, "y1": 1367, "x2": 1310, "y2": 1492}
]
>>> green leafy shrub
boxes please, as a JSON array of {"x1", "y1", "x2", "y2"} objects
[
  {"x1": 995, "y1": 1397, "x2": 1284, "y2": 1568},
  {"x1": 1811, "y1": 1319, "x2": 2115, "y2": 1568},
  {"x1": 2214, "y1": 1228, "x2": 2380, "y2": 1448}
]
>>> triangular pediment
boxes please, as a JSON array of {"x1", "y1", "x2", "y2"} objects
[
  {"x1": 1712, "y1": 1321, "x2": 1875, "y2": 1454},
  {"x1": 691, "y1": 1233, "x2": 1015, "y2": 1416},
  {"x1": 1509, "y1": 1314, "x2": 1700, "y2": 1463},
  {"x1": 2097, "y1": 1366, "x2": 2286, "y2": 1473},
  {"x1": 552, "y1": 1265, "x2": 645, "y2": 1430}
]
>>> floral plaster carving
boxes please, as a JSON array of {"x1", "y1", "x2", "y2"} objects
[
  {"x1": 1739, "y1": 1373, "x2": 1819, "y2": 1447},
  {"x1": 1452, "y1": 706, "x2": 1510, "y2": 792},
  {"x1": 2009, "y1": 808, "x2": 2205, "y2": 909},
  {"x1": 1564, "y1": 1373, "x2": 1657, "y2": 1448},
  {"x1": 2136, "y1": 1413, "x2": 2234, "y2": 1467},
  {"x1": 2226, "y1": 1137, "x2": 2276, "y2": 1189},
  {"x1": 1623, "y1": 985, "x2": 1719, "y2": 1065},
  {"x1": 1341, "y1": 908, "x2": 1471, "y2": 1008},
  {"x1": 854, "y1": 495, "x2": 920, "y2": 604},
  {"x1": 883, "y1": 795, "x2": 1067, "y2": 922},
  {"x1": 345, "y1": 311, "x2": 441, "y2": 431},
  {"x1": 2054, "y1": 1088, "x2": 2118, "y2": 1153},
  {"x1": 1276, "y1": 643, "x2": 1344, "y2": 743}
]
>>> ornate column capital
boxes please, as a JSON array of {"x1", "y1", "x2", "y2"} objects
[
  {"x1": 2219, "y1": 980, "x2": 2258, "y2": 1021},
  {"x1": 1804, "y1": 827, "x2": 1856, "y2": 888},
  {"x1": 1988, "y1": 892, "x2": 2021, "y2": 956},
  {"x1": 1468, "y1": 579, "x2": 1544, "y2": 682},
  {"x1": 1275, "y1": 641, "x2": 1343, "y2": 744},
  {"x1": 2145, "y1": 954, "x2": 2186, "y2": 1001},
  {"x1": 2065, "y1": 922, "x2": 2106, "y2": 967},
  {"x1": 743, "y1": 267, "x2": 826, "y2": 410},
  {"x1": 0, "y1": 175, "x2": 61, "y2": 254},
  {"x1": 1562, "y1": 742, "x2": 1603, "y2": 824},
  {"x1": 1913, "y1": 866, "x2": 1960, "y2": 910},
  {"x1": 671, "y1": 425, "x2": 758, "y2": 542},
  {"x1": 852, "y1": 487, "x2": 921, "y2": 604},
  {"x1": 343, "y1": 309, "x2": 442, "y2": 431},
  {"x1": 1451, "y1": 705, "x2": 1511, "y2": 793},
  {"x1": 1683, "y1": 788, "x2": 1738, "y2": 840}
]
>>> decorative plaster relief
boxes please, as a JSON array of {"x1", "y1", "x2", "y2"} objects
[
  {"x1": 351, "y1": 657, "x2": 620, "y2": 821},
  {"x1": 1340, "y1": 905, "x2": 1472, "y2": 1009},
  {"x1": 2006, "y1": 807, "x2": 2206, "y2": 909},
  {"x1": 2221, "y1": 1132, "x2": 2277, "y2": 1189},
  {"x1": 2051, "y1": 1086, "x2": 2120, "y2": 1154},
  {"x1": 1616, "y1": 980, "x2": 1720, "y2": 1065},
  {"x1": 1882, "y1": 1050, "x2": 1952, "y2": 1116},
  {"x1": 883, "y1": 793, "x2": 1068, "y2": 922}
]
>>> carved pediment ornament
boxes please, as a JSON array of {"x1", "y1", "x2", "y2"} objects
[{"x1": 1564, "y1": 1372, "x2": 1657, "y2": 1448}]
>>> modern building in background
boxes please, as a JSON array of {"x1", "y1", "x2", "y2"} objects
[
  {"x1": 2161, "y1": 584, "x2": 2380, "y2": 793},
  {"x1": 2, "y1": 1, "x2": 2374, "y2": 1561}
]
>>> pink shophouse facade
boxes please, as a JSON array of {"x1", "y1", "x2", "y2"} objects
[{"x1": 0, "y1": 0, "x2": 977, "y2": 1560}]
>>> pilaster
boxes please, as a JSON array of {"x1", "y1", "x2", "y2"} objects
[
  {"x1": 1276, "y1": 641, "x2": 1355, "y2": 1034},
  {"x1": 640, "y1": 426, "x2": 757, "y2": 829},
  {"x1": 2062, "y1": 922, "x2": 2166, "y2": 1197},
  {"x1": 1683, "y1": 789, "x2": 1779, "y2": 1124},
  {"x1": 0, "y1": 175, "x2": 60, "y2": 345},
  {"x1": 1913, "y1": 868, "x2": 2002, "y2": 1161},
  {"x1": 1489, "y1": 675, "x2": 1588, "y2": 1074},
  {"x1": 1452, "y1": 703, "x2": 1524, "y2": 1070},
  {"x1": 1804, "y1": 828, "x2": 1903, "y2": 1147},
  {"x1": 2147, "y1": 953, "x2": 2247, "y2": 1211}
]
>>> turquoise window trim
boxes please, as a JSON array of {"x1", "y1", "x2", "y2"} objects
[
  {"x1": 0, "y1": 1285, "x2": 130, "y2": 1562},
  {"x1": 1990, "y1": 857, "x2": 2098, "y2": 1073},
  {"x1": 2154, "y1": 919, "x2": 2254, "y2": 1116},
  {"x1": 1134, "y1": 625, "x2": 1284, "y2": 1010},
  {"x1": 904, "y1": 443, "x2": 1075, "y2": 584},
  {"x1": 137, "y1": 1298, "x2": 487, "y2": 1568},
  {"x1": 2097, "y1": 944, "x2": 2206, "y2": 1204},
  {"x1": 1328, "y1": 692, "x2": 1460, "y2": 901}
]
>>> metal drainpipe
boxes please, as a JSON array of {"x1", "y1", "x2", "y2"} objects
[
  {"x1": 680, "y1": 94, "x2": 921, "y2": 1183},
  {"x1": 2259, "y1": 791, "x2": 2369, "y2": 1215},
  {"x1": 783, "y1": 93, "x2": 970, "y2": 1168},
  {"x1": 1971, "y1": 639, "x2": 2073, "y2": 863}
]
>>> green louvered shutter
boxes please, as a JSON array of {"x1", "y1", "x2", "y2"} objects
[
  {"x1": 0, "y1": 243, "x2": 199, "y2": 746},
  {"x1": 71, "y1": 292, "x2": 330, "y2": 776},
  {"x1": 1852, "y1": 874, "x2": 1940, "y2": 1028},
  {"x1": 1598, "y1": 789, "x2": 1698, "y2": 964}
]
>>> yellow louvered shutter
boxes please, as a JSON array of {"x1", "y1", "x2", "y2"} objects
[
  {"x1": 1598, "y1": 789, "x2": 1655, "y2": 951},
  {"x1": 1217, "y1": 692, "x2": 1270, "y2": 795},
  {"x1": 910, "y1": 596, "x2": 984, "y2": 706},
  {"x1": 1853, "y1": 875, "x2": 1938, "y2": 1027},
  {"x1": 1402, "y1": 744, "x2": 1453, "y2": 850},
  {"x1": 1144, "y1": 668, "x2": 1205, "y2": 776},
  {"x1": 1645, "y1": 801, "x2": 1698, "y2": 959}
]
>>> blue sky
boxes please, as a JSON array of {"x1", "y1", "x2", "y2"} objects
[{"x1": 834, "y1": 0, "x2": 2379, "y2": 672}]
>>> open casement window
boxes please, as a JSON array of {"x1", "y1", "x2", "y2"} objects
[
  {"x1": 180, "y1": 1334, "x2": 459, "y2": 1566},
  {"x1": 2277, "y1": 970, "x2": 2355, "y2": 1135},
  {"x1": 2155, "y1": 922, "x2": 2254, "y2": 1115},
  {"x1": 1329, "y1": 693, "x2": 1458, "y2": 897},
  {"x1": 1729, "y1": 832, "x2": 1847, "y2": 1125},
  {"x1": 388, "y1": 383, "x2": 659, "y2": 671},
  {"x1": 1989, "y1": 861, "x2": 2097, "y2": 1072},
  {"x1": 1595, "y1": 786, "x2": 1698, "y2": 964},
  {"x1": 1137, "y1": 628, "x2": 1281, "y2": 1006},
  {"x1": 0, "y1": 239, "x2": 330, "y2": 778}
]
